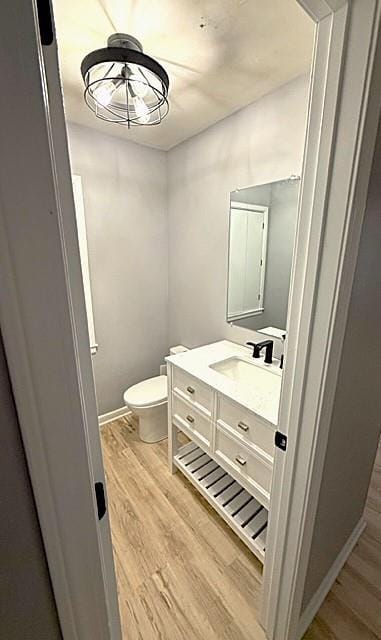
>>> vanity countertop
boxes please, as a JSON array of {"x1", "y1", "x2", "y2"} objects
[{"x1": 166, "y1": 340, "x2": 282, "y2": 426}]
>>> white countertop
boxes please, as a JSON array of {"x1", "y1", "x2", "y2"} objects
[{"x1": 166, "y1": 340, "x2": 282, "y2": 426}]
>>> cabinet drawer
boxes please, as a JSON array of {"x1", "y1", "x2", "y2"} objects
[
  {"x1": 173, "y1": 395, "x2": 211, "y2": 447},
  {"x1": 172, "y1": 367, "x2": 213, "y2": 416},
  {"x1": 217, "y1": 396, "x2": 274, "y2": 459},
  {"x1": 214, "y1": 425, "x2": 272, "y2": 498}
]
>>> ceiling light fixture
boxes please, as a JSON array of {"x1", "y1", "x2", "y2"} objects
[{"x1": 81, "y1": 33, "x2": 169, "y2": 127}]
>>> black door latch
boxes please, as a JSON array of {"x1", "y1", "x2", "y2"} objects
[
  {"x1": 36, "y1": 0, "x2": 54, "y2": 45},
  {"x1": 275, "y1": 431, "x2": 287, "y2": 451},
  {"x1": 95, "y1": 482, "x2": 107, "y2": 520}
]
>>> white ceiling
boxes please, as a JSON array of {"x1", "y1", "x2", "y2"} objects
[{"x1": 53, "y1": 0, "x2": 314, "y2": 150}]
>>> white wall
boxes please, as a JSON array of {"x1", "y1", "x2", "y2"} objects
[
  {"x1": 167, "y1": 75, "x2": 309, "y2": 351},
  {"x1": 67, "y1": 123, "x2": 168, "y2": 415}
]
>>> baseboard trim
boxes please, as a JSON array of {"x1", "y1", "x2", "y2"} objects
[
  {"x1": 297, "y1": 516, "x2": 366, "y2": 638},
  {"x1": 98, "y1": 406, "x2": 132, "y2": 427}
]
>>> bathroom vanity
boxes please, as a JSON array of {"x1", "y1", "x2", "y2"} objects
[{"x1": 166, "y1": 340, "x2": 282, "y2": 563}]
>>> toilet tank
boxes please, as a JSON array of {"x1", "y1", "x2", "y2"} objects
[
  {"x1": 160, "y1": 345, "x2": 188, "y2": 375},
  {"x1": 169, "y1": 345, "x2": 188, "y2": 356}
]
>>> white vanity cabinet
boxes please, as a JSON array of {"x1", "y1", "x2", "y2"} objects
[{"x1": 167, "y1": 343, "x2": 279, "y2": 564}]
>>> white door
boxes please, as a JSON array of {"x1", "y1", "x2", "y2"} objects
[
  {"x1": 246, "y1": 209, "x2": 267, "y2": 311},
  {"x1": 0, "y1": 1, "x2": 121, "y2": 638},
  {"x1": 228, "y1": 208, "x2": 249, "y2": 315},
  {"x1": 228, "y1": 204, "x2": 268, "y2": 320}
]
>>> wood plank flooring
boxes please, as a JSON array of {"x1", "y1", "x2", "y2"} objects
[{"x1": 101, "y1": 417, "x2": 381, "y2": 640}]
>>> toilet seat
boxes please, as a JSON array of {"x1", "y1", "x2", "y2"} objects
[{"x1": 123, "y1": 375, "x2": 167, "y2": 409}]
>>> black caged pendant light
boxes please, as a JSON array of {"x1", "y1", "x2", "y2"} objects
[{"x1": 81, "y1": 33, "x2": 169, "y2": 127}]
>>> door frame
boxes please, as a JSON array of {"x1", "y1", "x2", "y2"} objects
[
  {"x1": 262, "y1": 0, "x2": 381, "y2": 638},
  {"x1": 0, "y1": 2, "x2": 380, "y2": 640}
]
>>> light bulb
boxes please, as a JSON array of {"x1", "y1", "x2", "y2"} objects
[
  {"x1": 93, "y1": 80, "x2": 117, "y2": 107},
  {"x1": 132, "y1": 96, "x2": 150, "y2": 124},
  {"x1": 128, "y1": 73, "x2": 149, "y2": 98}
]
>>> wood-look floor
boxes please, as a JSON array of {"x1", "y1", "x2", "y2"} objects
[{"x1": 101, "y1": 417, "x2": 381, "y2": 640}]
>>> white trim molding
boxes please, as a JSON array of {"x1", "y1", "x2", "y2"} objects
[
  {"x1": 99, "y1": 407, "x2": 132, "y2": 427},
  {"x1": 297, "y1": 517, "x2": 366, "y2": 638}
]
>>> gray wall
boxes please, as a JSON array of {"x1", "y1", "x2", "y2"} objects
[
  {"x1": 67, "y1": 123, "x2": 168, "y2": 415},
  {"x1": 167, "y1": 75, "x2": 309, "y2": 349},
  {"x1": 302, "y1": 121, "x2": 381, "y2": 609},
  {"x1": 0, "y1": 333, "x2": 61, "y2": 639}
]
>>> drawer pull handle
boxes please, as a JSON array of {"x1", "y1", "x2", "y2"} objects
[
  {"x1": 235, "y1": 455, "x2": 247, "y2": 466},
  {"x1": 186, "y1": 386, "x2": 195, "y2": 394},
  {"x1": 237, "y1": 421, "x2": 249, "y2": 432},
  {"x1": 186, "y1": 415, "x2": 195, "y2": 424}
]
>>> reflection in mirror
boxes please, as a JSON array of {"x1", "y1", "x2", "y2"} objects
[
  {"x1": 227, "y1": 201, "x2": 268, "y2": 322},
  {"x1": 227, "y1": 176, "x2": 300, "y2": 335}
]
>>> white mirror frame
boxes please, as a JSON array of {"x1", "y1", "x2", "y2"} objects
[{"x1": 262, "y1": 0, "x2": 381, "y2": 638}]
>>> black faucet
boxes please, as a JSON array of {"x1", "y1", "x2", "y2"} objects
[{"x1": 246, "y1": 340, "x2": 274, "y2": 364}]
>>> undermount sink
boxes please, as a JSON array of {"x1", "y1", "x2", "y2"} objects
[{"x1": 209, "y1": 356, "x2": 281, "y2": 396}]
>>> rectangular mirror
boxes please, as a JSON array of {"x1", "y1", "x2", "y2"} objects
[{"x1": 227, "y1": 176, "x2": 300, "y2": 335}]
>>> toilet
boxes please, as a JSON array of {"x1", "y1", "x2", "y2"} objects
[
  {"x1": 123, "y1": 375, "x2": 168, "y2": 443},
  {"x1": 123, "y1": 346, "x2": 188, "y2": 443}
]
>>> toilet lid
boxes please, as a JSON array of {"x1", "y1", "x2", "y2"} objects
[{"x1": 124, "y1": 375, "x2": 167, "y2": 408}]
